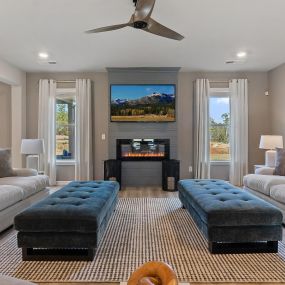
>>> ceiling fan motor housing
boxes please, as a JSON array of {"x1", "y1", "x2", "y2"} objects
[{"x1": 134, "y1": 21, "x2": 148, "y2": 29}]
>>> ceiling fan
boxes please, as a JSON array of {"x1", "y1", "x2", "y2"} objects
[{"x1": 86, "y1": 0, "x2": 184, "y2": 41}]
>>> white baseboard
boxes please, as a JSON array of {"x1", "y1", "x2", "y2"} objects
[{"x1": 56, "y1": 181, "x2": 71, "y2": 186}]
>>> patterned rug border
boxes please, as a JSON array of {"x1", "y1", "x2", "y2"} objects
[{"x1": 1, "y1": 197, "x2": 285, "y2": 284}]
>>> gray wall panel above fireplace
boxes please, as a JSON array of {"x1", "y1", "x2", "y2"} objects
[{"x1": 108, "y1": 68, "x2": 179, "y2": 187}]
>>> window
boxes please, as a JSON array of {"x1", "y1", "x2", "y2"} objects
[
  {"x1": 209, "y1": 89, "x2": 230, "y2": 162},
  {"x1": 56, "y1": 89, "x2": 76, "y2": 162}
]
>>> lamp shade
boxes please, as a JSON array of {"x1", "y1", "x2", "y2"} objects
[
  {"x1": 21, "y1": 139, "x2": 45, "y2": 155},
  {"x1": 259, "y1": 135, "x2": 283, "y2": 150}
]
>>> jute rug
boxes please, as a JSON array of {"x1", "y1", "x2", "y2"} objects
[{"x1": 1, "y1": 198, "x2": 285, "y2": 283}]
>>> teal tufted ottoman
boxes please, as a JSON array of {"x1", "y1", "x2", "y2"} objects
[
  {"x1": 14, "y1": 180, "x2": 119, "y2": 261},
  {"x1": 178, "y1": 179, "x2": 283, "y2": 254}
]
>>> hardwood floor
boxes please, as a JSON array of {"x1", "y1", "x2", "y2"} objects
[
  {"x1": 119, "y1": 187, "x2": 178, "y2": 198},
  {"x1": 1, "y1": 187, "x2": 285, "y2": 285}
]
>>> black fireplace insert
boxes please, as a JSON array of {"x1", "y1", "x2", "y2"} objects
[{"x1": 117, "y1": 139, "x2": 170, "y2": 161}]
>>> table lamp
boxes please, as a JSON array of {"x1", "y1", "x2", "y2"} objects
[
  {"x1": 259, "y1": 135, "x2": 283, "y2": 167},
  {"x1": 21, "y1": 139, "x2": 45, "y2": 171}
]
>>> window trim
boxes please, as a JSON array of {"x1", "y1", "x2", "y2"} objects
[
  {"x1": 209, "y1": 87, "x2": 230, "y2": 97},
  {"x1": 56, "y1": 88, "x2": 76, "y2": 95},
  {"x1": 56, "y1": 160, "x2": 76, "y2": 166},
  {"x1": 211, "y1": 161, "x2": 230, "y2": 166},
  {"x1": 209, "y1": 87, "x2": 231, "y2": 163},
  {"x1": 56, "y1": 88, "x2": 76, "y2": 164}
]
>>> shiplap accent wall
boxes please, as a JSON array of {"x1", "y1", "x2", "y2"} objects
[{"x1": 107, "y1": 68, "x2": 180, "y2": 187}]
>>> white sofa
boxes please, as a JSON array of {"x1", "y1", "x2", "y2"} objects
[
  {"x1": 244, "y1": 167, "x2": 285, "y2": 223},
  {"x1": 0, "y1": 168, "x2": 49, "y2": 232}
]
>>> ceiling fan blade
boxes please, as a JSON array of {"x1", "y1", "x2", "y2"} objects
[
  {"x1": 145, "y1": 18, "x2": 184, "y2": 41},
  {"x1": 85, "y1": 23, "x2": 130, "y2": 34},
  {"x1": 134, "y1": 0, "x2": 156, "y2": 20}
]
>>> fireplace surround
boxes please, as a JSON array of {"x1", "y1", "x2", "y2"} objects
[{"x1": 117, "y1": 139, "x2": 170, "y2": 161}]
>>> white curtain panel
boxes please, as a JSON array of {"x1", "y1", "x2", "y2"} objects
[
  {"x1": 229, "y1": 79, "x2": 249, "y2": 186},
  {"x1": 38, "y1": 79, "x2": 57, "y2": 185},
  {"x1": 75, "y1": 79, "x2": 93, "y2": 180},
  {"x1": 194, "y1": 79, "x2": 211, "y2": 179}
]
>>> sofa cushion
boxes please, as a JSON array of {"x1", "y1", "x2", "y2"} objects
[
  {"x1": 0, "y1": 185, "x2": 23, "y2": 211},
  {"x1": 255, "y1": 166, "x2": 275, "y2": 175},
  {"x1": 0, "y1": 175, "x2": 49, "y2": 199},
  {"x1": 243, "y1": 174, "x2": 285, "y2": 196},
  {"x1": 274, "y1": 148, "x2": 285, "y2": 176},
  {"x1": 270, "y1": 184, "x2": 285, "y2": 204},
  {"x1": 0, "y1": 149, "x2": 15, "y2": 178}
]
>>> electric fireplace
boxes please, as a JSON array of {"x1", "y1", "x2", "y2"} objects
[{"x1": 117, "y1": 139, "x2": 170, "y2": 161}]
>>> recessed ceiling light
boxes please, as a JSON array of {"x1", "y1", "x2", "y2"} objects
[
  {"x1": 38, "y1": 52, "x2": 49, "y2": 59},
  {"x1": 237, "y1": 51, "x2": 247, "y2": 58}
]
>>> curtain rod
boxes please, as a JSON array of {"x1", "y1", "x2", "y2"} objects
[
  {"x1": 192, "y1": 80, "x2": 229, "y2": 83},
  {"x1": 193, "y1": 79, "x2": 249, "y2": 83},
  {"x1": 56, "y1": 80, "x2": 76, "y2": 83},
  {"x1": 209, "y1": 80, "x2": 250, "y2": 83},
  {"x1": 209, "y1": 80, "x2": 229, "y2": 84}
]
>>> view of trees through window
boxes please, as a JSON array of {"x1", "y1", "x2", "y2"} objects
[
  {"x1": 209, "y1": 96, "x2": 230, "y2": 161},
  {"x1": 56, "y1": 96, "x2": 76, "y2": 160}
]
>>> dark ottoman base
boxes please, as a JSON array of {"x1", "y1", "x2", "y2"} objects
[
  {"x1": 178, "y1": 179, "x2": 283, "y2": 254},
  {"x1": 15, "y1": 181, "x2": 119, "y2": 261}
]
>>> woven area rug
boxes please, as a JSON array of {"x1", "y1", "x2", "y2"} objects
[{"x1": 1, "y1": 197, "x2": 285, "y2": 283}]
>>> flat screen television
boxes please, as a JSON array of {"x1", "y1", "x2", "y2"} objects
[{"x1": 110, "y1": 84, "x2": 176, "y2": 122}]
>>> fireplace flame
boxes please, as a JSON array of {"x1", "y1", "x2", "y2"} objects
[{"x1": 122, "y1": 152, "x2": 165, "y2": 158}]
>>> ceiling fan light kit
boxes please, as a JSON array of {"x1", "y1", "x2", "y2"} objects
[{"x1": 86, "y1": 0, "x2": 184, "y2": 41}]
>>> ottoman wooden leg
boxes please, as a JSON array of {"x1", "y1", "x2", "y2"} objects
[
  {"x1": 87, "y1": 248, "x2": 96, "y2": 260},
  {"x1": 208, "y1": 242, "x2": 218, "y2": 253},
  {"x1": 267, "y1": 241, "x2": 278, "y2": 253}
]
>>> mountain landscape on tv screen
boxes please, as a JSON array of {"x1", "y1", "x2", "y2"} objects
[{"x1": 111, "y1": 92, "x2": 175, "y2": 122}]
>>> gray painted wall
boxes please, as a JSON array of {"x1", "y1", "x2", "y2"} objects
[
  {"x1": 108, "y1": 68, "x2": 179, "y2": 187},
  {"x1": 269, "y1": 63, "x2": 285, "y2": 139},
  {"x1": 0, "y1": 82, "x2": 11, "y2": 148},
  {"x1": 26, "y1": 70, "x2": 270, "y2": 183}
]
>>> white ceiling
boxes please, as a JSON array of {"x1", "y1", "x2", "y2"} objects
[{"x1": 0, "y1": 0, "x2": 285, "y2": 72}]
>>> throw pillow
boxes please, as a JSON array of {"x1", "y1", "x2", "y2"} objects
[
  {"x1": 0, "y1": 149, "x2": 15, "y2": 178},
  {"x1": 274, "y1": 148, "x2": 285, "y2": 176}
]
